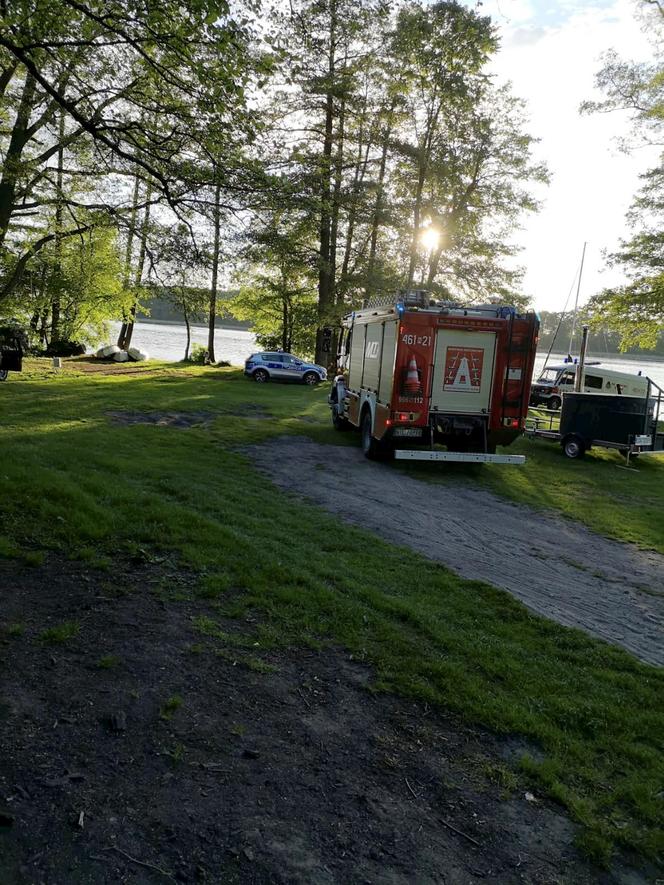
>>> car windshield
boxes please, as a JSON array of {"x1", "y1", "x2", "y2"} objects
[{"x1": 537, "y1": 368, "x2": 559, "y2": 382}]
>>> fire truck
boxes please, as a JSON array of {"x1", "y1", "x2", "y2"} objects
[{"x1": 329, "y1": 290, "x2": 540, "y2": 463}]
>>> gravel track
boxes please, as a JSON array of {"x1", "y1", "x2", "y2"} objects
[{"x1": 247, "y1": 437, "x2": 664, "y2": 666}]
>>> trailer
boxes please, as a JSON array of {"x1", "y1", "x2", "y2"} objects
[
  {"x1": 526, "y1": 383, "x2": 664, "y2": 464},
  {"x1": 329, "y1": 290, "x2": 540, "y2": 463}
]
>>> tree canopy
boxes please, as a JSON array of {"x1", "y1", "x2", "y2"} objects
[
  {"x1": 582, "y1": 1, "x2": 664, "y2": 351},
  {"x1": 1, "y1": 0, "x2": 549, "y2": 359}
]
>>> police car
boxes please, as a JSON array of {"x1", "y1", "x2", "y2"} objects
[{"x1": 244, "y1": 352, "x2": 327, "y2": 385}]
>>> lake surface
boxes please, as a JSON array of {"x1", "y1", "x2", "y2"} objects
[
  {"x1": 108, "y1": 320, "x2": 256, "y2": 365},
  {"x1": 106, "y1": 321, "x2": 664, "y2": 393}
]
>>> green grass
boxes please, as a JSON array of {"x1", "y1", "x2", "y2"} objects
[
  {"x1": 96, "y1": 654, "x2": 121, "y2": 669},
  {"x1": 1, "y1": 358, "x2": 663, "y2": 865},
  {"x1": 38, "y1": 621, "x2": 80, "y2": 645},
  {"x1": 3, "y1": 622, "x2": 25, "y2": 637},
  {"x1": 160, "y1": 694, "x2": 183, "y2": 720}
]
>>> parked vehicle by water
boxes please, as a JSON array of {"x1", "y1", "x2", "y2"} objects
[
  {"x1": 244, "y1": 352, "x2": 327, "y2": 385},
  {"x1": 329, "y1": 290, "x2": 539, "y2": 463},
  {"x1": 530, "y1": 362, "x2": 649, "y2": 411}
]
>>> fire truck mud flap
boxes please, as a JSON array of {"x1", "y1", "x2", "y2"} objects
[{"x1": 394, "y1": 450, "x2": 526, "y2": 464}]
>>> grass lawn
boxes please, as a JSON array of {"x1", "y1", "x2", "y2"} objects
[{"x1": 1, "y1": 358, "x2": 663, "y2": 865}]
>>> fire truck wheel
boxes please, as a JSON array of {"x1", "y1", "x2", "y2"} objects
[
  {"x1": 253, "y1": 369, "x2": 269, "y2": 383},
  {"x1": 0, "y1": 369, "x2": 7, "y2": 381},
  {"x1": 562, "y1": 434, "x2": 585, "y2": 459},
  {"x1": 361, "y1": 410, "x2": 381, "y2": 459},
  {"x1": 548, "y1": 395, "x2": 562, "y2": 412}
]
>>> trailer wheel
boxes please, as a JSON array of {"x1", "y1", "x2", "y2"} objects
[
  {"x1": 548, "y1": 395, "x2": 562, "y2": 412},
  {"x1": 0, "y1": 369, "x2": 7, "y2": 382},
  {"x1": 562, "y1": 434, "x2": 585, "y2": 459}
]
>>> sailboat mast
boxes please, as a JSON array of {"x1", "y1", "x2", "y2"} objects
[{"x1": 568, "y1": 241, "x2": 587, "y2": 354}]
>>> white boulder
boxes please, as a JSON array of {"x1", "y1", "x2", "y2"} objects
[
  {"x1": 96, "y1": 344, "x2": 120, "y2": 358},
  {"x1": 128, "y1": 347, "x2": 149, "y2": 362}
]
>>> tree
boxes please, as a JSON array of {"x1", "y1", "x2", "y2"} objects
[
  {"x1": 152, "y1": 224, "x2": 209, "y2": 360},
  {"x1": 258, "y1": 0, "x2": 546, "y2": 366},
  {"x1": 230, "y1": 214, "x2": 318, "y2": 357},
  {"x1": 0, "y1": 0, "x2": 256, "y2": 306},
  {"x1": 5, "y1": 223, "x2": 129, "y2": 348},
  {"x1": 582, "y1": 2, "x2": 664, "y2": 349}
]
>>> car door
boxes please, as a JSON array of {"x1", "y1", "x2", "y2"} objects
[
  {"x1": 282, "y1": 355, "x2": 304, "y2": 381},
  {"x1": 263, "y1": 353, "x2": 286, "y2": 378}
]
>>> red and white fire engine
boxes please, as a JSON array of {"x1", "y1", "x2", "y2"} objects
[{"x1": 329, "y1": 290, "x2": 540, "y2": 464}]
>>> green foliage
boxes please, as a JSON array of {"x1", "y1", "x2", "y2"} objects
[
  {"x1": 187, "y1": 343, "x2": 208, "y2": 364},
  {"x1": 583, "y1": 4, "x2": 664, "y2": 349},
  {"x1": 231, "y1": 213, "x2": 318, "y2": 357},
  {"x1": 9, "y1": 225, "x2": 129, "y2": 348}
]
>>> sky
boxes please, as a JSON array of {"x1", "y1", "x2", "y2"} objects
[{"x1": 466, "y1": 0, "x2": 661, "y2": 313}]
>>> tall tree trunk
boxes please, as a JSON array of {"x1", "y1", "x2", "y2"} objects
[
  {"x1": 207, "y1": 180, "x2": 221, "y2": 363},
  {"x1": 281, "y1": 267, "x2": 289, "y2": 352},
  {"x1": 315, "y1": 0, "x2": 337, "y2": 367},
  {"x1": 406, "y1": 159, "x2": 426, "y2": 289},
  {"x1": 0, "y1": 73, "x2": 36, "y2": 250},
  {"x1": 340, "y1": 104, "x2": 372, "y2": 293},
  {"x1": 50, "y1": 108, "x2": 66, "y2": 347},
  {"x1": 329, "y1": 91, "x2": 346, "y2": 305},
  {"x1": 365, "y1": 120, "x2": 392, "y2": 301},
  {"x1": 121, "y1": 179, "x2": 152, "y2": 351},
  {"x1": 117, "y1": 174, "x2": 141, "y2": 347},
  {"x1": 183, "y1": 301, "x2": 191, "y2": 361}
]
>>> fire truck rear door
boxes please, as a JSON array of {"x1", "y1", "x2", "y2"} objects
[{"x1": 430, "y1": 330, "x2": 496, "y2": 414}]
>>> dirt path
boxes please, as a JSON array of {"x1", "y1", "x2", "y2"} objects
[
  {"x1": 247, "y1": 437, "x2": 664, "y2": 667},
  {"x1": 1, "y1": 556, "x2": 640, "y2": 884}
]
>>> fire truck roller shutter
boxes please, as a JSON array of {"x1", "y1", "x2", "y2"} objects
[
  {"x1": 348, "y1": 323, "x2": 366, "y2": 390},
  {"x1": 379, "y1": 320, "x2": 398, "y2": 403},
  {"x1": 362, "y1": 322, "x2": 383, "y2": 391},
  {"x1": 430, "y1": 329, "x2": 497, "y2": 415}
]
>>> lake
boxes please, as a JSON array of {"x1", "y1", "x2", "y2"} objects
[
  {"x1": 108, "y1": 320, "x2": 256, "y2": 366},
  {"x1": 107, "y1": 321, "x2": 664, "y2": 392}
]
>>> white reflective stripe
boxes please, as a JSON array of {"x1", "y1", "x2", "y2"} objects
[{"x1": 394, "y1": 451, "x2": 526, "y2": 464}]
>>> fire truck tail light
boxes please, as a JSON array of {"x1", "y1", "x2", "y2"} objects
[
  {"x1": 503, "y1": 418, "x2": 520, "y2": 428},
  {"x1": 393, "y1": 412, "x2": 421, "y2": 423}
]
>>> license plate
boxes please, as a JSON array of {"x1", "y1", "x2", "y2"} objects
[
  {"x1": 635, "y1": 435, "x2": 652, "y2": 446},
  {"x1": 393, "y1": 428, "x2": 422, "y2": 438}
]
